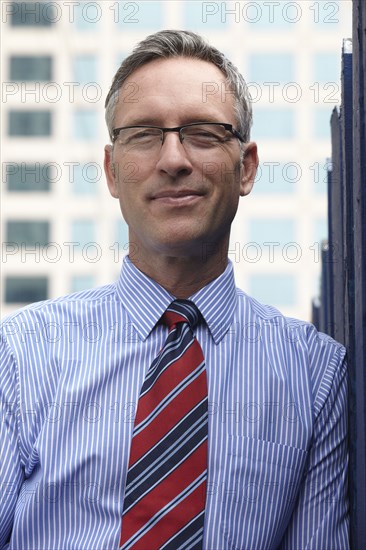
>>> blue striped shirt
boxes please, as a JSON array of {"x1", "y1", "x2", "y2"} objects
[{"x1": 0, "y1": 257, "x2": 349, "y2": 549}]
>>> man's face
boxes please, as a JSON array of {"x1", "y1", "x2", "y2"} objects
[{"x1": 104, "y1": 57, "x2": 258, "y2": 264}]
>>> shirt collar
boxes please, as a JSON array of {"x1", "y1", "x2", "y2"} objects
[
  {"x1": 189, "y1": 261, "x2": 237, "y2": 343},
  {"x1": 116, "y1": 256, "x2": 237, "y2": 344}
]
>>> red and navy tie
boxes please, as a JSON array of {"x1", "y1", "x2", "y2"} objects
[{"x1": 119, "y1": 300, "x2": 208, "y2": 549}]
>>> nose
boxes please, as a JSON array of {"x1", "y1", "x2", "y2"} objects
[{"x1": 155, "y1": 132, "x2": 193, "y2": 178}]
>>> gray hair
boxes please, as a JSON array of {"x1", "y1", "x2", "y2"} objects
[{"x1": 105, "y1": 29, "x2": 252, "y2": 143}]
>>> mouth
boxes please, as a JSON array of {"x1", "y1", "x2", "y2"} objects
[{"x1": 151, "y1": 189, "x2": 205, "y2": 206}]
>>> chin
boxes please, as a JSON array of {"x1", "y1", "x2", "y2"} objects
[{"x1": 157, "y1": 235, "x2": 224, "y2": 259}]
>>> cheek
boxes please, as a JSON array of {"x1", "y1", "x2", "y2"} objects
[
  {"x1": 114, "y1": 177, "x2": 146, "y2": 232},
  {"x1": 119, "y1": 161, "x2": 141, "y2": 185},
  {"x1": 116, "y1": 187, "x2": 134, "y2": 221},
  {"x1": 207, "y1": 156, "x2": 242, "y2": 188}
]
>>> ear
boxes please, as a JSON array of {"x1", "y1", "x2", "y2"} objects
[
  {"x1": 240, "y1": 142, "x2": 259, "y2": 197},
  {"x1": 104, "y1": 144, "x2": 119, "y2": 198}
]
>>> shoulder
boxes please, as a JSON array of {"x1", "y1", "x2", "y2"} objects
[
  {"x1": 236, "y1": 286, "x2": 344, "y2": 350},
  {"x1": 1, "y1": 283, "x2": 119, "y2": 344},
  {"x1": 235, "y1": 287, "x2": 347, "y2": 394}
]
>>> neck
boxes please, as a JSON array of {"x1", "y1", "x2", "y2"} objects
[{"x1": 130, "y1": 250, "x2": 228, "y2": 298}]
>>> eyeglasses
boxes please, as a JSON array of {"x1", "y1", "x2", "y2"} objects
[{"x1": 111, "y1": 122, "x2": 245, "y2": 153}]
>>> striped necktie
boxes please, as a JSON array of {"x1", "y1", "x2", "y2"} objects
[{"x1": 119, "y1": 299, "x2": 208, "y2": 549}]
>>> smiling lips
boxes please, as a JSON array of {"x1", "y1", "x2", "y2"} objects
[{"x1": 151, "y1": 189, "x2": 204, "y2": 206}]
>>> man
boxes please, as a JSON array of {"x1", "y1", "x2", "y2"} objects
[{"x1": 1, "y1": 30, "x2": 349, "y2": 549}]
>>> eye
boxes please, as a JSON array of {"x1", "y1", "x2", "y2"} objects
[
  {"x1": 193, "y1": 131, "x2": 217, "y2": 139},
  {"x1": 129, "y1": 129, "x2": 159, "y2": 141},
  {"x1": 183, "y1": 125, "x2": 228, "y2": 145}
]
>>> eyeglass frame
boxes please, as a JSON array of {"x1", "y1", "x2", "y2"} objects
[{"x1": 111, "y1": 122, "x2": 246, "y2": 145}]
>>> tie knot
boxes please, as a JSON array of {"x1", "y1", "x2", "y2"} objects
[{"x1": 162, "y1": 300, "x2": 200, "y2": 330}]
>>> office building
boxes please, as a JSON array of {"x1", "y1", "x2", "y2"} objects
[{"x1": 1, "y1": 0, "x2": 352, "y2": 319}]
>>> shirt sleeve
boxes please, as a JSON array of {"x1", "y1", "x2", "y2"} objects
[
  {"x1": 0, "y1": 331, "x2": 24, "y2": 549},
  {"x1": 279, "y1": 343, "x2": 349, "y2": 550}
]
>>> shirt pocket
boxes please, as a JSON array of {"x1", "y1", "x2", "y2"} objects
[{"x1": 220, "y1": 435, "x2": 308, "y2": 550}]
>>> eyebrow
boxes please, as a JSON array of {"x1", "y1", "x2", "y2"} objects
[
  {"x1": 120, "y1": 118, "x2": 161, "y2": 126},
  {"x1": 117, "y1": 116, "x2": 223, "y2": 127}
]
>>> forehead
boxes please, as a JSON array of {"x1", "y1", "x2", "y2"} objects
[{"x1": 115, "y1": 57, "x2": 236, "y2": 125}]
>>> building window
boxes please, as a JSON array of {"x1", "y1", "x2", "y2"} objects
[
  {"x1": 114, "y1": 54, "x2": 127, "y2": 74},
  {"x1": 313, "y1": 52, "x2": 339, "y2": 83},
  {"x1": 248, "y1": 53, "x2": 294, "y2": 83},
  {"x1": 314, "y1": 107, "x2": 331, "y2": 139},
  {"x1": 184, "y1": 1, "x2": 229, "y2": 29},
  {"x1": 73, "y1": 55, "x2": 97, "y2": 84},
  {"x1": 314, "y1": 218, "x2": 328, "y2": 244},
  {"x1": 10, "y1": 2, "x2": 56, "y2": 26},
  {"x1": 313, "y1": 159, "x2": 331, "y2": 194},
  {"x1": 74, "y1": 2, "x2": 100, "y2": 30},
  {"x1": 71, "y1": 275, "x2": 95, "y2": 292},
  {"x1": 10, "y1": 55, "x2": 52, "y2": 81},
  {"x1": 6, "y1": 220, "x2": 49, "y2": 247},
  {"x1": 73, "y1": 110, "x2": 98, "y2": 141},
  {"x1": 116, "y1": 1, "x2": 163, "y2": 29},
  {"x1": 252, "y1": 108, "x2": 295, "y2": 139},
  {"x1": 115, "y1": 218, "x2": 129, "y2": 248},
  {"x1": 8, "y1": 110, "x2": 51, "y2": 136},
  {"x1": 246, "y1": 3, "x2": 296, "y2": 29},
  {"x1": 5, "y1": 276, "x2": 48, "y2": 304},
  {"x1": 5, "y1": 162, "x2": 52, "y2": 192},
  {"x1": 249, "y1": 274, "x2": 296, "y2": 307},
  {"x1": 253, "y1": 161, "x2": 298, "y2": 194},
  {"x1": 248, "y1": 218, "x2": 296, "y2": 247},
  {"x1": 72, "y1": 163, "x2": 99, "y2": 194},
  {"x1": 310, "y1": 1, "x2": 340, "y2": 30},
  {"x1": 71, "y1": 220, "x2": 95, "y2": 248}
]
